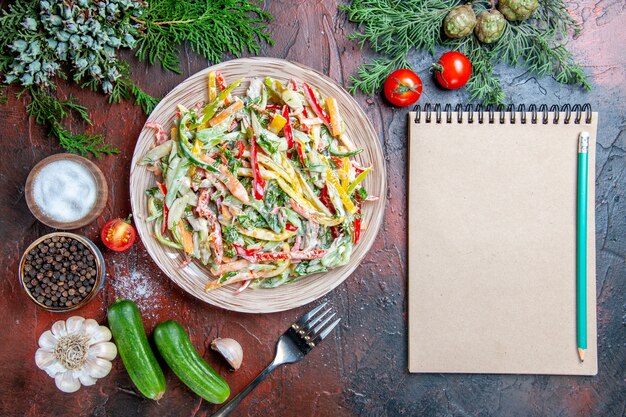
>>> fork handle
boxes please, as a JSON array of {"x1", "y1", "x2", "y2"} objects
[{"x1": 211, "y1": 361, "x2": 280, "y2": 417}]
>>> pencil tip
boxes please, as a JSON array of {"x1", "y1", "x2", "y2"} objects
[{"x1": 578, "y1": 348, "x2": 586, "y2": 362}]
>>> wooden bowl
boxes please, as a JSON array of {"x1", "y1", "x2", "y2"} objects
[
  {"x1": 19, "y1": 232, "x2": 106, "y2": 312},
  {"x1": 25, "y1": 154, "x2": 108, "y2": 230},
  {"x1": 130, "y1": 58, "x2": 387, "y2": 313}
]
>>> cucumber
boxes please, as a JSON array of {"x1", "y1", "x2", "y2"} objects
[
  {"x1": 107, "y1": 299, "x2": 166, "y2": 400},
  {"x1": 153, "y1": 320, "x2": 230, "y2": 404}
]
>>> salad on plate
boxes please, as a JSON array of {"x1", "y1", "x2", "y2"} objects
[{"x1": 139, "y1": 71, "x2": 376, "y2": 292}]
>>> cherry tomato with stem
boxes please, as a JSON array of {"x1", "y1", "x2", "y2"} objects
[
  {"x1": 433, "y1": 51, "x2": 472, "y2": 90},
  {"x1": 383, "y1": 69, "x2": 422, "y2": 107},
  {"x1": 101, "y1": 215, "x2": 137, "y2": 252}
]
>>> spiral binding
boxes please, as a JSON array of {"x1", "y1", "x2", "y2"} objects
[{"x1": 412, "y1": 104, "x2": 592, "y2": 125}]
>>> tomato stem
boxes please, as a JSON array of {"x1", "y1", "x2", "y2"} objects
[
  {"x1": 392, "y1": 77, "x2": 421, "y2": 95},
  {"x1": 432, "y1": 63, "x2": 449, "y2": 88},
  {"x1": 124, "y1": 214, "x2": 133, "y2": 224}
]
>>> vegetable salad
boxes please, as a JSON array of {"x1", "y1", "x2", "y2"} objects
[{"x1": 139, "y1": 71, "x2": 375, "y2": 292}]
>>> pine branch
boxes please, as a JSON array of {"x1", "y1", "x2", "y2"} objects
[
  {"x1": 25, "y1": 88, "x2": 119, "y2": 158},
  {"x1": 51, "y1": 122, "x2": 118, "y2": 158},
  {"x1": 134, "y1": 0, "x2": 273, "y2": 73},
  {"x1": 342, "y1": 0, "x2": 590, "y2": 104},
  {"x1": 342, "y1": 0, "x2": 460, "y2": 95},
  {"x1": 455, "y1": 37, "x2": 506, "y2": 105},
  {"x1": 348, "y1": 56, "x2": 408, "y2": 96},
  {"x1": 131, "y1": 85, "x2": 161, "y2": 114},
  {"x1": 80, "y1": 61, "x2": 160, "y2": 114},
  {"x1": 342, "y1": 0, "x2": 459, "y2": 56}
]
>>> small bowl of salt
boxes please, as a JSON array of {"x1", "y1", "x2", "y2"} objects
[{"x1": 25, "y1": 154, "x2": 108, "y2": 230}]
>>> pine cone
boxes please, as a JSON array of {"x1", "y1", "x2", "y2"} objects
[
  {"x1": 498, "y1": 0, "x2": 539, "y2": 21},
  {"x1": 474, "y1": 10, "x2": 506, "y2": 44},
  {"x1": 443, "y1": 5, "x2": 477, "y2": 39}
]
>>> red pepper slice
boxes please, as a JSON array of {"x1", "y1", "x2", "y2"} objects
[
  {"x1": 156, "y1": 181, "x2": 169, "y2": 234},
  {"x1": 285, "y1": 222, "x2": 298, "y2": 232},
  {"x1": 330, "y1": 226, "x2": 341, "y2": 239},
  {"x1": 319, "y1": 185, "x2": 336, "y2": 215},
  {"x1": 303, "y1": 83, "x2": 330, "y2": 126},
  {"x1": 353, "y1": 217, "x2": 361, "y2": 244},
  {"x1": 282, "y1": 105, "x2": 295, "y2": 150},
  {"x1": 235, "y1": 140, "x2": 244, "y2": 158},
  {"x1": 353, "y1": 165, "x2": 365, "y2": 175},
  {"x1": 233, "y1": 243, "x2": 260, "y2": 257},
  {"x1": 228, "y1": 118, "x2": 238, "y2": 132},
  {"x1": 330, "y1": 156, "x2": 343, "y2": 168},
  {"x1": 216, "y1": 71, "x2": 227, "y2": 90},
  {"x1": 250, "y1": 131, "x2": 265, "y2": 200},
  {"x1": 296, "y1": 142, "x2": 307, "y2": 167}
]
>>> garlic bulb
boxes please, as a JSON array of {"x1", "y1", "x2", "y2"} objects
[
  {"x1": 211, "y1": 337, "x2": 243, "y2": 370},
  {"x1": 35, "y1": 316, "x2": 117, "y2": 393}
]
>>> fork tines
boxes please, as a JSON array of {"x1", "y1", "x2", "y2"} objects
[{"x1": 291, "y1": 302, "x2": 341, "y2": 349}]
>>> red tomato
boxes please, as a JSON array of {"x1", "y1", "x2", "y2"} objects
[
  {"x1": 383, "y1": 69, "x2": 422, "y2": 107},
  {"x1": 101, "y1": 216, "x2": 136, "y2": 252},
  {"x1": 434, "y1": 51, "x2": 472, "y2": 90}
]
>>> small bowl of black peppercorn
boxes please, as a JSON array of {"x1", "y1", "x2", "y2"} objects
[{"x1": 19, "y1": 232, "x2": 105, "y2": 312}]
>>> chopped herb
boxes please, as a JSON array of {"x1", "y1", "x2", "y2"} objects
[
  {"x1": 219, "y1": 271, "x2": 237, "y2": 283},
  {"x1": 357, "y1": 187, "x2": 368, "y2": 201},
  {"x1": 222, "y1": 225, "x2": 240, "y2": 244},
  {"x1": 145, "y1": 187, "x2": 160, "y2": 197}
]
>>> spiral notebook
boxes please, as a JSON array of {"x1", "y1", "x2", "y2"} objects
[{"x1": 408, "y1": 104, "x2": 598, "y2": 375}]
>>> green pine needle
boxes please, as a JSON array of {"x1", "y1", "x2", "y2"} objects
[
  {"x1": 348, "y1": 56, "x2": 409, "y2": 96},
  {"x1": 131, "y1": 85, "x2": 161, "y2": 114},
  {"x1": 134, "y1": 0, "x2": 273, "y2": 73},
  {"x1": 25, "y1": 88, "x2": 119, "y2": 158}
]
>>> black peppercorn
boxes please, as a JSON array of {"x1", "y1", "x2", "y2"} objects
[{"x1": 22, "y1": 236, "x2": 99, "y2": 310}]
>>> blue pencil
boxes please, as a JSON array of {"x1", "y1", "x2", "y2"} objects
[{"x1": 577, "y1": 131, "x2": 589, "y2": 362}]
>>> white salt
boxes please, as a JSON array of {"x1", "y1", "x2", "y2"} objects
[
  {"x1": 32, "y1": 160, "x2": 97, "y2": 222},
  {"x1": 111, "y1": 267, "x2": 165, "y2": 320}
]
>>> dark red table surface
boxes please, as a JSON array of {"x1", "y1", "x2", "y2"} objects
[{"x1": 1, "y1": 1, "x2": 624, "y2": 416}]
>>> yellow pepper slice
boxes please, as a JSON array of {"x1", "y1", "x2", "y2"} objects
[
  {"x1": 192, "y1": 139, "x2": 202, "y2": 155},
  {"x1": 310, "y1": 125, "x2": 321, "y2": 150},
  {"x1": 316, "y1": 215, "x2": 346, "y2": 227},
  {"x1": 340, "y1": 157, "x2": 351, "y2": 190},
  {"x1": 267, "y1": 113, "x2": 287, "y2": 134},
  {"x1": 237, "y1": 167, "x2": 278, "y2": 181},
  {"x1": 237, "y1": 226, "x2": 295, "y2": 242},
  {"x1": 326, "y1": 169, "x2": 357, "y2": 214},
  {"x1": 275, "y1": 177, "x2": 318, "y2": 214},
  {"x1": 258, "y1": 155, "x2": 298, "y2": 188},
  {"x1": 278, "y1": 154, "x2": 299, "y2": 184},
  {"x1": 207, "y1": 71, "x2": 217, "y2": 102}
]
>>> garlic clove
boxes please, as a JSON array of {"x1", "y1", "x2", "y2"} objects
[
  {"x1": 83, "y1": 356, "x2": 112, "y2": 379},
  {"x1": 43, "y1": 362, "x2": 67, "y2": 378},
  {"x1": 65, "y1": 316, "x2": 85, "y2": 334},
  {"x1": 88, "y1": 325, "x2": 112, "y2": 345},
  {"x1": 35, "y1": 348, "x2": 57, "y2": 369},
  {"x1": 38, "y1": 330, "x2": 58, "y2": 350},
  {"x1": 55, "y1": 371, "x2": 81, "y2": 393},
  {"x1": 88, "y1": 341, "x2": 118, "y2": 361},
  {"x1": 51, "y1": 320, "x2": 67, "y2": 338},
  {"x1": 77, "y1": 371, "x2": 97, "y2": 386},
  {"x1": 81, "y1": 319, "x2": 100, "y2": 336},
  {"x1": 211, "y1": 338, "x2": 243, "y2": 371}
]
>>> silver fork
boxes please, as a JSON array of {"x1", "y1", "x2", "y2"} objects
[{"x1": 211, "y1": 302, "x2": 341, "y2": 417}]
